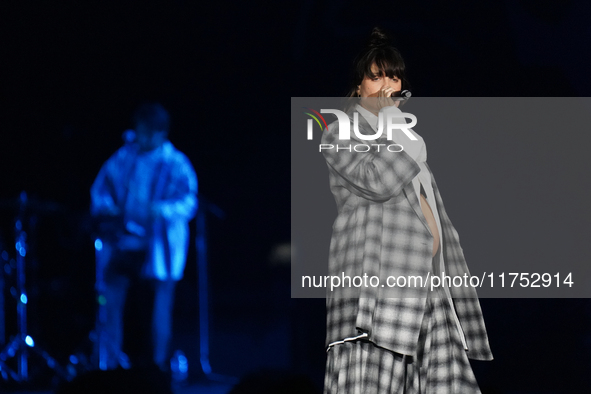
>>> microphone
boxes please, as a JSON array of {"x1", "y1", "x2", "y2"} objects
[
  {"x1": 391, "y1": 90, "x2": 411, "y2": 107},
  {"x1": 391, "y1": 90, "x2": 412, "y2": 100}
]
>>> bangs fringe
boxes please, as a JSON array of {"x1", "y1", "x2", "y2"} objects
[{"x1": 362, "y1": 49, "x2": 405, "y2": 80}]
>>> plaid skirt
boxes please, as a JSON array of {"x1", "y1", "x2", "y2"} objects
[{"x1": 324, "y1": 288, "x2": 481, "y2": 394}]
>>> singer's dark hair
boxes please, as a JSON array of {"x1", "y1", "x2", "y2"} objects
[
  {"x1": 347, "y1": 27, "x2": 408, "y2": 98},
  {"x1": 132, "y1": 102, "x2": 170, "y2": 134}
]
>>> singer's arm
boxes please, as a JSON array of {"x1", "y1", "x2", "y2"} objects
[
  {"x1": 90, "y1": 145, "x2": 135, "y2": 217},
  {"x1": 91, "y1": 159, "x2": 120, "y2": 217},
  {"x1": 152, "y1": 152, "x2": 198, "y2": 222}
]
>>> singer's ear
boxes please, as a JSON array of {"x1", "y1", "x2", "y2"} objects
[{"x1": 356, "y1": 86, "x2": 360, "y2": 96}]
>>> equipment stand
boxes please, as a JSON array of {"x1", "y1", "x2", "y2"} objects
[
  {"x1": 195, "y1": 196, "x2": 236, "y2": 384},
  {"x1": 0, "y1": 192, "x2": 71, "y2": 382}
]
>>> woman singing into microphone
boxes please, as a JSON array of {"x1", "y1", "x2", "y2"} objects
[{"x1": 322, "y1": 27, "x2": 492, "y2": 393}]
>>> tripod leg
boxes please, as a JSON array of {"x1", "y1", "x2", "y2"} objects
[
  {"x1": 0, "y1": 338, "x2": 22, "y2": 382},
  {"x1": 28, "y1": 342, "x2": 72, "y2": 381}
]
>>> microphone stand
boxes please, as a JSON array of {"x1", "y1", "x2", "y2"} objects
[
  {"x1": 195, "y1": 194, "x2": 236, "y2": 384},
  {"x1": 0, "y1": 191, "x2": 71, "y2": 382}
]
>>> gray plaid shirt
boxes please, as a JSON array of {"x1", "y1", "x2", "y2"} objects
[{"x1": 322, "y1": 109, "x2": 493, "y2": 361}]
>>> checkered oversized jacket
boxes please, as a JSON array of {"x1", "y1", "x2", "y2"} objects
[{"x1": 322, "y1": 110, "x2": 493, "y2": 361}]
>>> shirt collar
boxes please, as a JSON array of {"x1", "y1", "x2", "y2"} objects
[{"x1": 355, "y1": 104, "x2": 379, "y2": 131}]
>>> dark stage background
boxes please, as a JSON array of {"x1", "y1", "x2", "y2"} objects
[{"x1": 1, "y1": 0, "x2": 591, "y2": 393}]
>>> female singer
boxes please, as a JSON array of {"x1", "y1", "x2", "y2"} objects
[{"x1": 322, "y1": 27, "x2": 492, "y2": 393}]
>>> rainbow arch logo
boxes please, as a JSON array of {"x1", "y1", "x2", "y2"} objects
[{"x1": 303, "y1": 107, "x2": 328, "y2": 140}]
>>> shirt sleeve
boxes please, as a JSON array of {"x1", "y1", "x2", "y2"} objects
[
  {"x1": 155, "y1": 153, "x2": 198, "y2": 221},
  {"x1": 90, "y1": 153, "x2": 119, "y2": 216},
  {"x1": 321, "y1": 120, "x2": 420, "y2": 202}
]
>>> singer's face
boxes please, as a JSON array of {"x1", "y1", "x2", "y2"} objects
[
  {"x1": 136, "y1": 122, "x2": 167, "y2": 152},
  {"x1": 357, "y1": 63, "x2": 402, "y2": 98},
  {"x1": 357, "y1": 63, "x2": 402, "y2": 114}
]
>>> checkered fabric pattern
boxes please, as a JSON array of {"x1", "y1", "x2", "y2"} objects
[
  {"x1": 324, "y1": 287, "x2": 481, "y2": 393},
  {"x1": 322, "y1": 112, "x2": 492, "y2": 361}
]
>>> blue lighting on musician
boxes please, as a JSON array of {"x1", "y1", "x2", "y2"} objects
[
  {"x1": 178, "y1": 353, "x2": 188, "y2": 373},
  {"x1": 94, "y1": 238, "x2": 103, "y2": 251}
]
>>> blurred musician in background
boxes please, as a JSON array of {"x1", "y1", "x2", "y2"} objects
[{"x1": 91, "y1": 102, "x2": 197, "y2": 370}]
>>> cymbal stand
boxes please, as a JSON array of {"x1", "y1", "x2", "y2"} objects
[
  {"x1": 0, "y1": 239, "x2": 7, "y2": 348},
  {"x1": 0, "y1": 191, "x2": 71, "y2": 382},
  {"x1": 0, "y1": 238, "x2": 19, "y2": 382}
]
